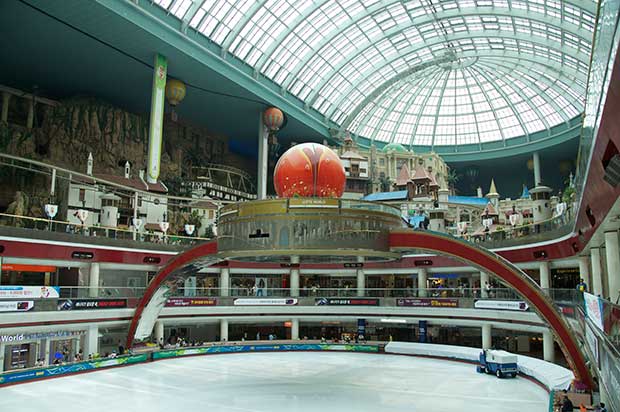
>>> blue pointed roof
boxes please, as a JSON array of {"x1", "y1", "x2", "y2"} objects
[
  {"x1": 521, "y1": 185, "x2": 530, "y2": 199},
  {"x1": 362, "y1": 190, "x2": 407, "y2": 201}
]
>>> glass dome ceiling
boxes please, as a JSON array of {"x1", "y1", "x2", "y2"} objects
[{"x1": 153, "y1": 0, "x2": 596, "y2": 147}]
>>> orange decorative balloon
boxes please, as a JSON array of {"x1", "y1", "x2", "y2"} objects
[{"x1": 273, "y1": 143, "x2": 346, "y2": 198}]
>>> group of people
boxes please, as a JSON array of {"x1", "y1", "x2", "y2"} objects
[{"x1": 558, "y1": 394, "x2": 606, "y2": 412}]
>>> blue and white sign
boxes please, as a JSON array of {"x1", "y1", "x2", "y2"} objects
[
  {"x1": 583, "y1": 292, "x2": 604, "y2": 331},
  {"x1": 0, "y1": 286, "x2": 60, "y2": 299}
]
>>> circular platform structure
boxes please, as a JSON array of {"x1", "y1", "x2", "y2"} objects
[{"x1": 0, "y1": 352, "x2": 549, "y2": 412}]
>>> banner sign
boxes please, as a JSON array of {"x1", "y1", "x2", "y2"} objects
[
  {"x1": 584, "y1": 292, "x2": 604, "y2": 331},
  {"x1": 1, "y1": 330, "x2": 85, "y2": 343},
  {"x1": 474, "y1": 300, "x2": 529, "y2": 311},
  {"x1": 0, "y1": 301, "x2": 34, "y2": 312},
  {"x1": 397, "y1": 298, "x2": 458, "y2": 308},
  {"x1": 584, "y1": 322, "x2": 599, "y2": 368},
  {"x1": 0, "y1": 354, "x2": 148, "y2": 386},
  {"x1": 57, "y1": 299, "x2": 127, "y2": 311},
  {"x1": 315, "y1": 298, "x2": 379, "y2": 306},
  {"x1": 0, "y1": 286, "x2": 59, "y2": 299},
  {"x1": 152, "y1": 344, "x2": 380, "y2": 360},
  {"x1": 233, "y1": 298, "x2": 297, "y2": 306},
  {"x1": 147, "y1": 53, "x2": 168, "y2": 182},
  {"x1": 165, "y1": 298, "x2": 217, "y2": 307}
]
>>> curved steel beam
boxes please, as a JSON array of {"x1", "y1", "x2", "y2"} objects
[
  {"x1": 389, "y1": 230, "x2": 593, "y2": 389},
  {"x1": 279, "y1": 3, "x2": 592, "y2": 92}
]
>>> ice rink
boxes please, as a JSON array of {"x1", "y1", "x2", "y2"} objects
[{"x1": 0, "y1": 352, "x2": 549, "y2": 412}]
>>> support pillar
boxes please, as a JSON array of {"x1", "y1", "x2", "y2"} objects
[
  {"x1": 533, "y1": 151, "x2": 541, "y2": 186},
  {"x1": 0, "y1": 343, "x2": 5, "y2": 372},
  {"x1": 220, "y1": 319, "x2": 228, "y2": 342},
  {"x1": 539, "y1": 261, "x2": 550, "y2": 291},
  {"x1": 1, "y1": 92, "x2": 10, "y2": 123},
  {"x1": 84, "y1": 325, "x2": 99, "y2": 357},
  {"x1": 291, "y1": 318, "x2": 299, "y2": 340},
  {"x1": 146, "y1": 54, "x2": 167, "y2": 184},
  {"x1": 480, "y1": 271, "x2": 489, "y2": 298},
  {"x1": 543, "y1": 330, "x2": 555, "y2": 363},
  {"x1": 257, "y1": 114, "x2": 268, "y2": 200},
  {"x1": 43, "y1": 339, "x2": 51, "y2": 366},
  {"x1": 132, "y1": 191, "x2": 139, "y2": 241},
  {"x1": 482, "y1": 324, "x2": 492, "y2": 349},
  {"x1": 578, "y1": 256, "x2": 591, "y2": 291},
  {"x1": 154, "y1": 321, "x2": 164, "y2": 346},
  {"x1": 89, "y1": 263, "x2": 100, "y2": 298},
  {"x1": 418, "y1": 268, "x2": 427, "y2": 297},
  {"x1": 604, "y1": 231, "x2": 620, "y2": 303},
  {"x1": 290, "y1": 255, "x2": 300, "y2": 297},
  {"x1": 591, "y1": 248, "x2": 604, "y2": 296},
  {"x1": 220, "y1": 268, "x2": 230, "y2": 297},
  {"x1": 356, "y1": 256, "x2": 365, "y2": 297}
]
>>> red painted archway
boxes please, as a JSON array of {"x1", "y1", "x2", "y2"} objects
[
  {"x1": 389, "y1": 230, "x2": 592, "y2": 389},
  {"x1": 126, "y1": 232, "x2": 593, "y2": 388}
]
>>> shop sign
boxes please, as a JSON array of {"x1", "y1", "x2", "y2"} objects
[
  {"x1": 0, "y1": 286, "x2": 60, "y2": 299},
  {"x1": 57, "y1": 299, "x2": 127, "y2": 310},
  {"x1": 233, "y1": 298, "x2": 297, "y2": 306},
  {"x1": 1, "y1": 330, "x2": 85, "y2": 343},
  {"x1": 165, "y1": 298, "x2": 217, "y2": 307},
  {"x1": 474, "y1": 300, "x2": 529, "y2": 311},
  {"x1": 0, "y1": 334, "x2": 24, "y2": 343},
  {"x1": 396, "y1": 298, "x2": 458, "y2": 308},
  {"x1": 315, "y1": 298, "x2": 379, "y2": 306},
  {"x1": 0, "y1": 301, "x2": 34, "y2": 312}
]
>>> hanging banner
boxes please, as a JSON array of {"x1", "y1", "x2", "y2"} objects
[
  {"x1": 0, "y1": 301, "x2": 34, "y2": 312},
  {"x1": 0, "y1": 286, "x2": 59, "y2": 299},
  {"x1": 147, "y1": 53, "x2": 168, "y2": 183},
  {"x1": 233, "y1": 298, "x2": 297, "y2": 306},
  {"x1": 583, "y1": 292, "x2": 604, "y2": 331},
  {"x1": 57, "y1": 299, "x2": 127, "y2": 311},
  {"x1": 315, "y1": 298, "x2": 379, "y2": 306},
  {"x1": 397, "y1": 298, "x2": 458, "y2": 308},
  {"x1": 474, "y1": 300, "x2": 529, "y2": 311},
  {"x1": 165, "y1": 298, "x2": 217, "y2": 307}
]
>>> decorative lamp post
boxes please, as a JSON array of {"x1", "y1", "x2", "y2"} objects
[
  {"x1": 158, "y1": 221, "x2": 170, "y2": 234},
  {"x1": 457, "y1": 221, "x2": 468, "y2": 235},
  {"x1": 132, "y1": 218, "x2": 143, "y2": 231},
  {"x1": 165, "y1": 79, "x2": 186, "y2": 122},
  {"x1": 76, "y1": 209, "x2": 88, "y2": 225},
  {"x1": 263, "y1": 107, "x2": 284, "y2": 131},
  {"x1": 44, "y1": 204, "x2": 58, "y2": 231}
]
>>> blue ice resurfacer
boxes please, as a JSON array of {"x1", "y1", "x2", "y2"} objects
[{"x1": 476, "y1": 349, "x2": 518, "y2": 378}]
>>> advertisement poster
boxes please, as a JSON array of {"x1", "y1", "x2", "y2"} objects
[
  {"x1": 0, "y1": 286, "x2": 59, "y2": 299},
  {"x1": 584, "y1": 292, "x2": 604, "y2": 331},
  {"x1": 165, "y1": 298, "x2": 217, "y2": 307},
  {"x1": 315, "y1": 298, "x2": 379, "y2": 306},
  {"x1": 474, "y1": 300, "x2": 529, "y2": 311},
  {"x1": 0, "y1": 301, "x2": 34, "y2": 312},
  {"x1": 233, "y1": 298, "x2": 297, "y2": 306},
  {"x1": 397, "y1": 298, "x2": 458, "y2": 308},
  {"x1": 57, "y1": 299, "x2": 127, "y2": 311}
]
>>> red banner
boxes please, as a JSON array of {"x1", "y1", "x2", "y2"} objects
[{"x1": 165, "y1": 297, "x2": 217, "y2": 307}]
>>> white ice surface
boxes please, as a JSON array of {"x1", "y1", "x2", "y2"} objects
[{"x1": 0, "y1": 352, "x2": 549, "y2": 412}]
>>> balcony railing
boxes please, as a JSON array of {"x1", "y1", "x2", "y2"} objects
[{"x1": 0, "y1": 212, "x2": 212, "y2": 247}]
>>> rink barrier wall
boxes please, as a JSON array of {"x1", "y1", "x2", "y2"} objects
[
  {"x1": 0, "y1": 343, "x2": 381, "y2": 387},
  {"x1": 384, "y1": 342, "x2": 574, "y2": 392},
  {"x1": 0, "y1": 353, "x2": 148, "y2": 386}
]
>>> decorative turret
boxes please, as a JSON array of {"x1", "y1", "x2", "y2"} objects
[
  {"x1": 486, "y1": 178, "x2": 500, "y2": 210},
  {"x1": 87, "y1": 152, "x2": 93, "y2": 176}
]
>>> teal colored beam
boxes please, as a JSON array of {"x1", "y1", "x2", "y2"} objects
[{"x1": 94, "y1": 0, "x2": 333, "y2": 139}]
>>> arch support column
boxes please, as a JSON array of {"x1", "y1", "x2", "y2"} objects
[
  {"x1": 220, "y1": 268, "x2": 230, "y2": 297},
  {"x1": 290, "y1": 255, "x2": 300, "y2": 297},
  {"x1": 604, "y1": 231, "x2": 620, "y2": 302},
  {"x1": 543, "y1": 330, "x2": 555, "y2": 363},
  {"x1": 482, "y1": 324, "x2": 492, "y2": 349},
  {"x1": 480, "y1": 271, "x2": 489, "y2": 298},
  {"x1": 591, "y1": 248, "x2": 604, "y2": 296},
  {"x1": 418, "y1": 268, "x2": 427, "y2": 297},
  {"x1": 220, "y1": 319, "x2": 228, "y2": 342},
  {"x1": 356, "y1": 256, "x2": 365, "y2": 297}
]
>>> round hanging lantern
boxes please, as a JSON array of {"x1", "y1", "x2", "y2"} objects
[
  {"x1": 273, "y1": 142, "x2": 345, "y2": 198},
  {"x1": 263, "y1": 107, "x2": 284, "y2": 131},
  {"x1": 165, "y1": 79, "x2": 186, "y2": 107}
]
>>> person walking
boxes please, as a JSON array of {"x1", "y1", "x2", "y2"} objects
[{"x1": 576, "y1": 278, "x2": 588, "y2": 293}]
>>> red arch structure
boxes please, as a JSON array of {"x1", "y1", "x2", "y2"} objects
[
  {"x1": 126, "y1": 231, "x2": 593, "y2": 389},
  {"x1": 389, "y1": 230, "x2": 592, "y2": 389}
]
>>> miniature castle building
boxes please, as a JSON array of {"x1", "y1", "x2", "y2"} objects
[
  {"x1": 530, "y1": 185, "x2": 553, "y2": 223},
  {"x1": 486, "y1": 179, "x2": 500, "y2": 210}
]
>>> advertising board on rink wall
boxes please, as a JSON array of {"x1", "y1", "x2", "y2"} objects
[{"x1": 396, "y1": 298, "x2": 458, "y2": 307}]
